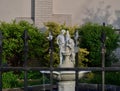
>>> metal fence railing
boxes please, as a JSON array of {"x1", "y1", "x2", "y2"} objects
[{"x1": 0, "y1": 25, "x2": 120, "y2": 91}]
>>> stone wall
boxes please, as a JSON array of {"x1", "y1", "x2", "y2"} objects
[
  {"x1": 34, "y1": 0, "x2": 53, "y2": 27},
  {"x1": 34, "y1": 0, "x2": 71, "y2": 28}
]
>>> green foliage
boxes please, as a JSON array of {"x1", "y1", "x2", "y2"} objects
[
  {"x1": 105, "y1": 72, "x2": 120, "y2": 85},
  {"x1": 19, "y1": 71, "x2": 42, "y2": 79},
  {"x1": 79, "y1": 23, "x2": 120, "y2": 66},
  {"x1": 0, "y1": 21, "x2": 45, "y2": 66},
  {"x1": 82, "y1": 72, "x2": 120, "y2": 86},
  {"x1": 79, "y1": 48, "x2": 90, "y2": 67},
  {"x1": 0, "y1": 20, "x2": 90, "y2": 67},
  {"x1": 44, "y1": 22, "x2": 61, "y2": 37},
  {"x1": 18, "y1": 71, "x2": 50, "y2": 85},
  {"x1": 2, "y1": 71, "x2": 50, "y2": 88},
  {"x1": 87, "y1": 72, "x2": 102, "y2": 84},
  {"x1": 2, "y1": 71, "x2": 20, "y2": 88}
]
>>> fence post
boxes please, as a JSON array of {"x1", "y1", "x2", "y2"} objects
[
  {"x1": 48, "y1": 31, "x2": 53, "y2": 91},
  {"x1": 22, "y1": 30, "x2": 30, "y2": 91},
  {"x1": 74, "y1": 30, "x2": 79, "y2": 91},
  {"x1": 0, "y1": 31, "x2": 2, "y2": 91},
  {"x1": 101, "y1": 23, "x2": 106, "y2": 91}
]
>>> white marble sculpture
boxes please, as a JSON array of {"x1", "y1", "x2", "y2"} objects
[
  {"x1": 66, "y1": 30, "x2": 75, "y2": 63},
  {"x1": 57, "y1": 29, "x2": 66, "y2": 65},
  {"x1": 57, "y1": 29, "x2": 75, "y2": 65}
]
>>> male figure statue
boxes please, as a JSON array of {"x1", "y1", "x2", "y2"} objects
[{"x1": 57, "y1": 29, "x2": 66, "y2": 65}]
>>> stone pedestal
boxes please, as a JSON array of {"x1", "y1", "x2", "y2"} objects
[
  {"x1": 58, "y1": 81, "x2": 75, "y2": 91},
  {"x1": 59, "y1": 48, "x2": 74, "y2": 68}
]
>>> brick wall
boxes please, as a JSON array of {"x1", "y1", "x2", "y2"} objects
[
  {"x1": 34, "y1": 0, "x2": 53, "y2": 27},
  {"x1": 34, "y1": 0, "x2": 72, "y2": 28}
]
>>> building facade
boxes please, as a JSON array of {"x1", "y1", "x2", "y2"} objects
[
  {"x1": 0, "y1": 0, "x2": 71, "y2": 28},
  {"x1": 1, "y1": 0, "x2": 120, "y2": 28},
  {"x1": 34, "y1": 0, "x2": 71, "y2": 27}
]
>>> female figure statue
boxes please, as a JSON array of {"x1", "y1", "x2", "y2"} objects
[{"x1": 66, "y1": 31, "x2": 75, "y2": 63}]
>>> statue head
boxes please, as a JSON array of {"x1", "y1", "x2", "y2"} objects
[
  {"x1": 61, "y1": 29, "x2": 66, "y2": 34},
  {"x1": 66, "y1": 30, "x2": 70, "y2": 35}
]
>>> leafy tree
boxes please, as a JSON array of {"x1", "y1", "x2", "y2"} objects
[
  {"x1": 2, "y1": 71, "x2": 20, "y2": 88},
  {"x1": 78, "y1": 23, "x2": 120, "y2": 67},
  {"x1": 0, "y1": 21, "x2": 90, "y2": 67},
  {"x1": 0, "y1": 21, "x2": 45, "y2": 67},
  {"x1": 79, "y1": 48, "x2": 89, "y2": 67}
]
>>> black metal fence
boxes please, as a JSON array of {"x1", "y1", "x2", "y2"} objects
[{"x1": 0, "y1": 23, "x2": 120, "y2": 91}]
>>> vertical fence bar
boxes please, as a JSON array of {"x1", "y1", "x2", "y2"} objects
[
  {"x1": 0, "y1": 31, "x2": 2, "y2": 91},
  {"x1": 101, "y1": 23, "x2": 106, "y2": 91},
  {"x1": 48, "y1": 31, "x2": 53, "y2": 91},
  {"x1": 75, "y1": 52, "x2": 78, "y2": 91},
  {"x1": 22, "y1": 30, "x2": 29, "y2": 91},
  {"x1": 74, "y1": 30, "x2": 79, "y2": 91}
]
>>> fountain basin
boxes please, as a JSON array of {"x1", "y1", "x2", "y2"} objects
[{"x1": 40, "y1": 71, "x2": 90, "y2": 81}]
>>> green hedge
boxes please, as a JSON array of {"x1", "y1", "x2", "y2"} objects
[{"x1": 80, "y1": 72, "x2": 120, "y2": 86}]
